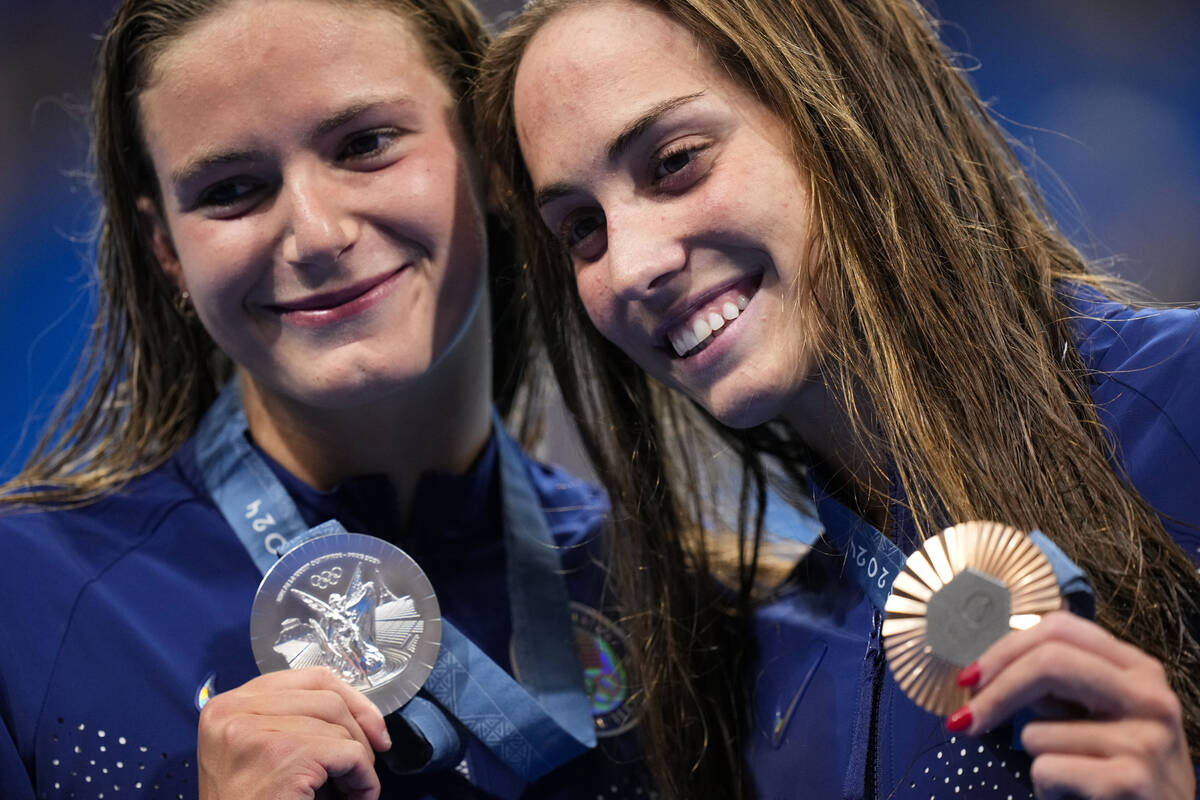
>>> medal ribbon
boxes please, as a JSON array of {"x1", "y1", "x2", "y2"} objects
[
  {"x1": 808, "y1": 478, "x2": 908, "y2": 611},
  {"x1": 809, "y1": 477, "x2": 1094, "y2": 614},
  {"x1": 194, "y1": 379, "x2": 596, "y2": 781}
]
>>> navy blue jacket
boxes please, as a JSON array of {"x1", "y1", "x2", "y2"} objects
[
  {"x1": 0, "y1": 430, "x2": 650, "y2": 799},
  {"x1": 746, "y1": 293, "x2": 1200, "y2": 799}
]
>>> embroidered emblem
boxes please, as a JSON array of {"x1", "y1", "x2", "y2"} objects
[
  {"x1": 569, "y1": 602, "x2": 637, "y2": 737},
  {"x1": 195, "y1": 672, "x2": 217, "y2": 711}
]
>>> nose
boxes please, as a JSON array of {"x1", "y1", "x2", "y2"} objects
[
  {"x1": 604, "y1": 207, "x2": 686, "y2": 303},
  {"x1": 281, "y1": 169, "x2": 357, "y2": 267}
]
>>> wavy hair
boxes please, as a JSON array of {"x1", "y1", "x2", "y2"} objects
[
  {"x1": 477, "y1": 0, "x2": 1200, "y2": 793},
  {"x1": 2, "y1": 0, "x2": 529, "y2": 506}
]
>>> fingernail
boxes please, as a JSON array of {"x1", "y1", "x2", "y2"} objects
[
  {"x1": 956, "y1": 661, "x2": 981, "y2": 688},
  {"x1": 946, "y1": 705, "x2": 972, "y2": 733},
  {"x1": 381, "y1": 716, "x2": 393, "y2": 750}
]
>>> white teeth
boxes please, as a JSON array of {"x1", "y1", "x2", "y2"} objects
[
  {"x1": 671, "y1": 332, "x2": 690, "y2": 357},
  {"x1": 667, "y1": 292, "x2": 751, "y2": 357}
]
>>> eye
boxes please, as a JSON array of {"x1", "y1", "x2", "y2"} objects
[
  {"x1": 657, "y1": 148, "x2": 693, "y2": 177},
  {"x1": 194, "y1": 176, "x2": 267, "y2": 214},
  {"x1": 556, "y1": 210, "x2": 606, "y2": 261},
  {"x1": 337, "y1": 129, "x2": 400, "y2": 162},
  {"x1": 651, "y1": 142, "x2": 710, "y2": 190},
  {"x1": 564, "y1": 214, "x2": 602, "y2": 245}
]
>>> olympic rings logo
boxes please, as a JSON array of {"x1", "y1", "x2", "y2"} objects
[{"x1": 309, "y1": 567, "x2": 344, "y2": 589}]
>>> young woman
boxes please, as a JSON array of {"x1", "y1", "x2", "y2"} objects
[
  {"x1": 0, "y1": 0, "x2": 659, "y2": 798},
  {"x1": 477, "y1": 0, "x2": 1200, "y2": 798}
]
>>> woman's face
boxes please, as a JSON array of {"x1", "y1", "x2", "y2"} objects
[
  {"x1": 514, "y1": 0, "x2": 821, "y2": 428},
  {"x1": 138, "y1": 0, "x2": 487, "y2": 411}
]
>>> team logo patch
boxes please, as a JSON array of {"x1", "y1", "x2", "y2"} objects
[
  {"x1": 195, "y1": 672, "x2": 217, "y2": 711},
  {"x1": 569, "y1": 602, "x2": 637, "y2": 738}
]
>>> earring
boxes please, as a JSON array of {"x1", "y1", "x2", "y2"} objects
[{"x1": 175, "y1": 289, "x2": 196, "y2": 318}]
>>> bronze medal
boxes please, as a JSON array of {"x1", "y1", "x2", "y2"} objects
[{"x1": 882, "y1": 521, "x2": 1062, "y2": 716}]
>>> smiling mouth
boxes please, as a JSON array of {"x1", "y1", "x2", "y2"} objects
[
  {"x1": 267, "y1": 267, "x2": 407, "y2": 315},
  {"x1": 663, "y1": 277, "x2": 760, "y2": 359}
]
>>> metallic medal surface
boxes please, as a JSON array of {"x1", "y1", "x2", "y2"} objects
[
  {"x1": 882, "y1": 521, "x2": 1063, "y2": 717},
  {"x1": 250, "y1": 532, "x2": 442, "y2": 715}
]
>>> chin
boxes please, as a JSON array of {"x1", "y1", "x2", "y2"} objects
[
  {"x1": 701, "y1": 387, "x2": 788, "y2": 430},
  {"x1": 289, "y1": 379, "x2": 391, "y2": 412},
  {"x1": 282, "y1": 363, "x2": 429, "y2": 412}
]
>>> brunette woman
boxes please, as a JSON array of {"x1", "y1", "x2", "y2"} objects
[
  {"x1": 478, "y1": 1, "x2": 1200, "y2": 797},
  {"x1": 0, "y1": 1, "x2": 652, "y2": 798}
]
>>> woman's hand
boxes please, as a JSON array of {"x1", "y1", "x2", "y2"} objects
[
  {"x1": 197, "y1": 667, "x2": 391, "y2": 800},
  {"x1": 951, "y1": 610, "x2": 1195, "y2": 799}
]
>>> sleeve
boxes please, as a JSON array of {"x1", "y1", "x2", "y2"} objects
[
  {"x1": 0, "y1": 510, "x2": 85, "y2": 799},
  {"x1": 1086, "y1": 305, "x2": 1200, "y2": 564},
  {"x1": 0, "y1": 719, "x2": 35, "y2": 800}
]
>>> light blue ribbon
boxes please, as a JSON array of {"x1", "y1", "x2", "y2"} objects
[
  {"x1": 194, "y1": 378, "x2": 596, "y2": 781},
  {"x1": 808, "y1": 477, "x2": 1095, "y2": 613}
]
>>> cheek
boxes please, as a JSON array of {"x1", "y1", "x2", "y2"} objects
[
  {"x1": 574, "y1": 268, "x2": 620, "y2": 337},
  {"x1": 396, "y1": 147, "x2": 486, "y2": 274},
  {"x1": 170, "y1": 223, "x2": 261, "y2": 302}
]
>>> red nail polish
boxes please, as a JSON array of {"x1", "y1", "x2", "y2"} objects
[
  {"x1": 956, "y1": 661, "x2": 981, "y2": 688},
  {"x1": 946, "y1": 706, "x2": 972, "y2": 732}
]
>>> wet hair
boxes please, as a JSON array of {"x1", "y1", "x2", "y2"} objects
[
  {"x1": 3, "y1": 0, "x2": 528, "y2": 505},
  {"x1": 478, "y1": 0, "x2": 1200, "y2": 793}
]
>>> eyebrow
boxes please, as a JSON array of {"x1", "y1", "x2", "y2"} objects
[
  {"x1": 170, "y1": 148, "x2": 266, "y2": 190},
  {"x1": 606, "y1": 91, "x2": 705, "y2": 163},
  {"x1": 533, "y1": 91, "x2": 707, "y2": 209},
  {"x1": 168, "y1": 95, "x2": 417, "y2": 189}
]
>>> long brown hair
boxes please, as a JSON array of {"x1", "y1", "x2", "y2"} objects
[
  {"x1": 478, "y1": 0, "x2": 1200, "y2": 793},
  {"x1": 2, "y1": 0, "x2": 529, "y2": 506}
]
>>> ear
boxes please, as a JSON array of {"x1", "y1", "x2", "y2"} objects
[{"x1": 136, "y1": 196, "x2": 186, "y2": 294}]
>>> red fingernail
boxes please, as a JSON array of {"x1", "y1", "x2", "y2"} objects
[
  {"x1": 946, "y1": 705, "x2": 972, "y2": 732},
  {"x1": 956, "y1": 661, "x2": 981, "y2": 688}
]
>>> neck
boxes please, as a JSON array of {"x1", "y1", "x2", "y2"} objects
[
  {"x1": 782, "y1": 373, "x2": 890, "y2": 530},
  {"x1": 239, "y1": 300, "x2": 493, "y2": 523}
]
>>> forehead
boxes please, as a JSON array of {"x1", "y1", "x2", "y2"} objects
[
  {"x1": 149, "y1": 0, "x2": 432, "y2": 84},
  {"x1": 139, "y1": 0, "x2": 451, "y2": 146},
  {"x1": 512, "y1": 1, "x2": 726, "y2": 173}
]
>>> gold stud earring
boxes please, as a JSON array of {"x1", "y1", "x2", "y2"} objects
[{"x1": 175, "y1": 290, "x2": 195, "y2": 318}]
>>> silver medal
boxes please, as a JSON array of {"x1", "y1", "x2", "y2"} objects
[{"x1": 250, "y1": 532, "x2": 442, "y2": 715}]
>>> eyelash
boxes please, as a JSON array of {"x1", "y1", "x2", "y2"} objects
[
  {"x1": 558, "y1": 211, "x2": 604, "y2": 252},
  {"x1": 195, "y1": 176, "x2": 265, "y2": 213},
  {"x1": 552, "y1": 140, "x2": 712, "y2": 258},
  {"x1": 337, "y1": 128, "x2": 402, "y2": 162},
  {"x1": 651, "y1": 143, "x2": 706, "y2": 186},
  {"x1": 191, "y1": 128, "x2": 406, "y2": 214}
]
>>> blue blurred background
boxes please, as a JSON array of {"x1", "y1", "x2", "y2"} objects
[{"x1": 2, "y1": 0, "x2": 1198, "y2": 479}]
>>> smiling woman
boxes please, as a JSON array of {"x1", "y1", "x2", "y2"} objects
[
  {"x1": 478, "y1": 0, "x2": 1200, "y2": 798},
  {"x1": 0, "y1": 0, "x2": 657, "y2": 798},
  {"x1": 514, "y1": 10, "x2": 822, "y2": 429},
  {"x1": 134, "y1": 0, "x2": 491, "y2": 489}
]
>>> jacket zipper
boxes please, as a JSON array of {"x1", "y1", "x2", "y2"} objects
[{"x1": 864, "y1": 609, "x2": 884, "y2": 800}]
